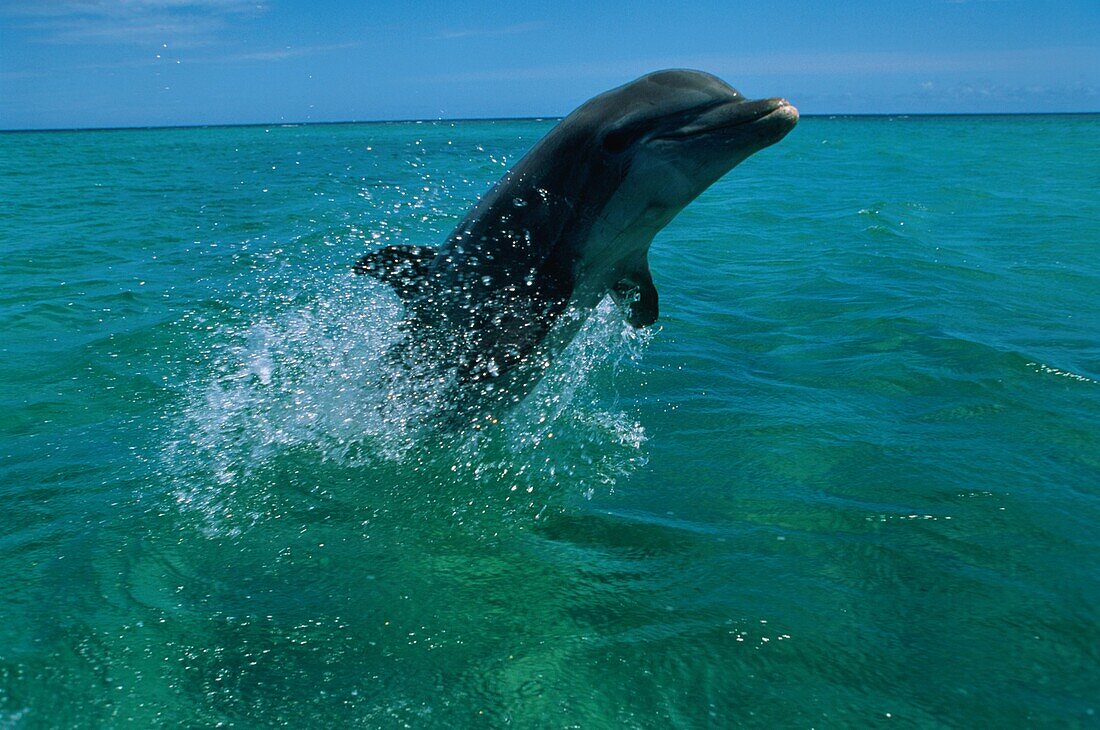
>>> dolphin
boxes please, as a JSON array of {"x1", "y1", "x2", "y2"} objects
[{"x1": 354, "y1": 69, "x2": 798, "y2": 427}]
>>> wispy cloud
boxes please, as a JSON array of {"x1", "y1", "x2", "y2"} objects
[
  {"x1": 0, "y1": 70, "x2": 50, "y2": 80},
  {"x1": 3, "y1": 0, "x2": 266, "y2": 47},
  {"x1": 432, "y1": 21, "x2": 543, "y2": 41},
  {"x1": 201, "y1": 42, "x2": 360, "y2": 63},
  {"x1": 913, "y1": 79, "x2": 1098, "y2": 102},
  {"x1": 417, "y1": 46, "x2": 1100, "y2": 84}
]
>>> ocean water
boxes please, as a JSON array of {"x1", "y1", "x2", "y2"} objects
[{"x1": 1, "y1": 114, "x2": 1097, "y2": 728}]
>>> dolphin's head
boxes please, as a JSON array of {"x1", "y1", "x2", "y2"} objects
[
  {"x1": 593, "y1": 69, "x2": 795, "y2": 191},
  {"x1": 550, "y1": 69, "x2": 798, "y2": 267}
]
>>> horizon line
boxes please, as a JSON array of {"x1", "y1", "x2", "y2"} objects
[{"x1": 2, "y1": 110, "x2": 1098, "y2": 134}]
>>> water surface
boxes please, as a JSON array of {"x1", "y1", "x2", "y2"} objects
[{"x1": 1, "y1": 115, "x2": 1098, "y2": 726}]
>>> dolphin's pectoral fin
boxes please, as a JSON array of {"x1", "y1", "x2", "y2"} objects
[
  {"x1": 353, "y1": 245, "x2": 437, "y2": 300},
  {"x1": 611, "y1": 264, "x2": 659, "y2": 328}
]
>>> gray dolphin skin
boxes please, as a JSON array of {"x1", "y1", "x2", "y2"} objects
[{"x1": 355, "y1": 69, "x2": 798, "y2": 427}]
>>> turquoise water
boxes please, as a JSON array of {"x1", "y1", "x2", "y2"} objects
[{"x1": 1, "y1": 115, "x2": 1098, "y2": 727}]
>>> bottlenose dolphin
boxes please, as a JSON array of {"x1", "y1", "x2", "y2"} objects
[{"x1": 355, "y1": 69, "x2": 798, "y2": 426}]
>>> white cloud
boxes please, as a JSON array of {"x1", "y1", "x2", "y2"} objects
[
  {"x1": 433, "y1": 21, "x2": 543, "y2": 41},
  {"x1": 3, "y1": 0, "x2": 266, "y2": 46},
  {"x1": 202, "y1": 42, "x2": 360, "y2": 63},
  {"x1": 0, "y1": 69, "x2": 49, "y2": 80},
  {"x1": 417, "y1": 46, "x2": 1100, "y2": 84}
]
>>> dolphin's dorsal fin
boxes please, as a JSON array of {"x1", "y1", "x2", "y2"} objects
[
  {"x1": 610, "y1": 260, "x2": 658, "y2": 328},
  {"x1": 353, "y1": 245, "x2": 436, "y2": 300}
]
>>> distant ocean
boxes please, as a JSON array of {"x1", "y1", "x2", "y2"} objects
[{"x1": 1, "y1": 115, "x2": 1097, "y2": 727}]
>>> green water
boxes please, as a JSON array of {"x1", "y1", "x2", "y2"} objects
[{"x1": 1, "y1": 115, "x2": 1098, "y2": 727}]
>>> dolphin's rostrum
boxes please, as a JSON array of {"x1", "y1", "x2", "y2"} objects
[{"x1": 355, "y1": 69, "x2": 798, "y2": 427}]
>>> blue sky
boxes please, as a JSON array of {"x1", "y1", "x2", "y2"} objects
[{"x1": 1, "y1": 0, "x2": 1097, "y2": 129}]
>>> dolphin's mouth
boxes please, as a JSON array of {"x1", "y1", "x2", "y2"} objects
[
  {"x1": 755, "y1": 99, "x2": 799, "y2": 125},
  {"x1": 661, "y1": 98, "x2": 799, "y2": 139}
]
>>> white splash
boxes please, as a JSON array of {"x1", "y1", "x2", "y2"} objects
[{"x1": 162, "y1": 253, "x2": 652, "y2": 536}]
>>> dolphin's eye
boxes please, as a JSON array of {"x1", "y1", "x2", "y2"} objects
[{"x1": 602, "y1": 129, "x2": 631, "y2": 154}]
